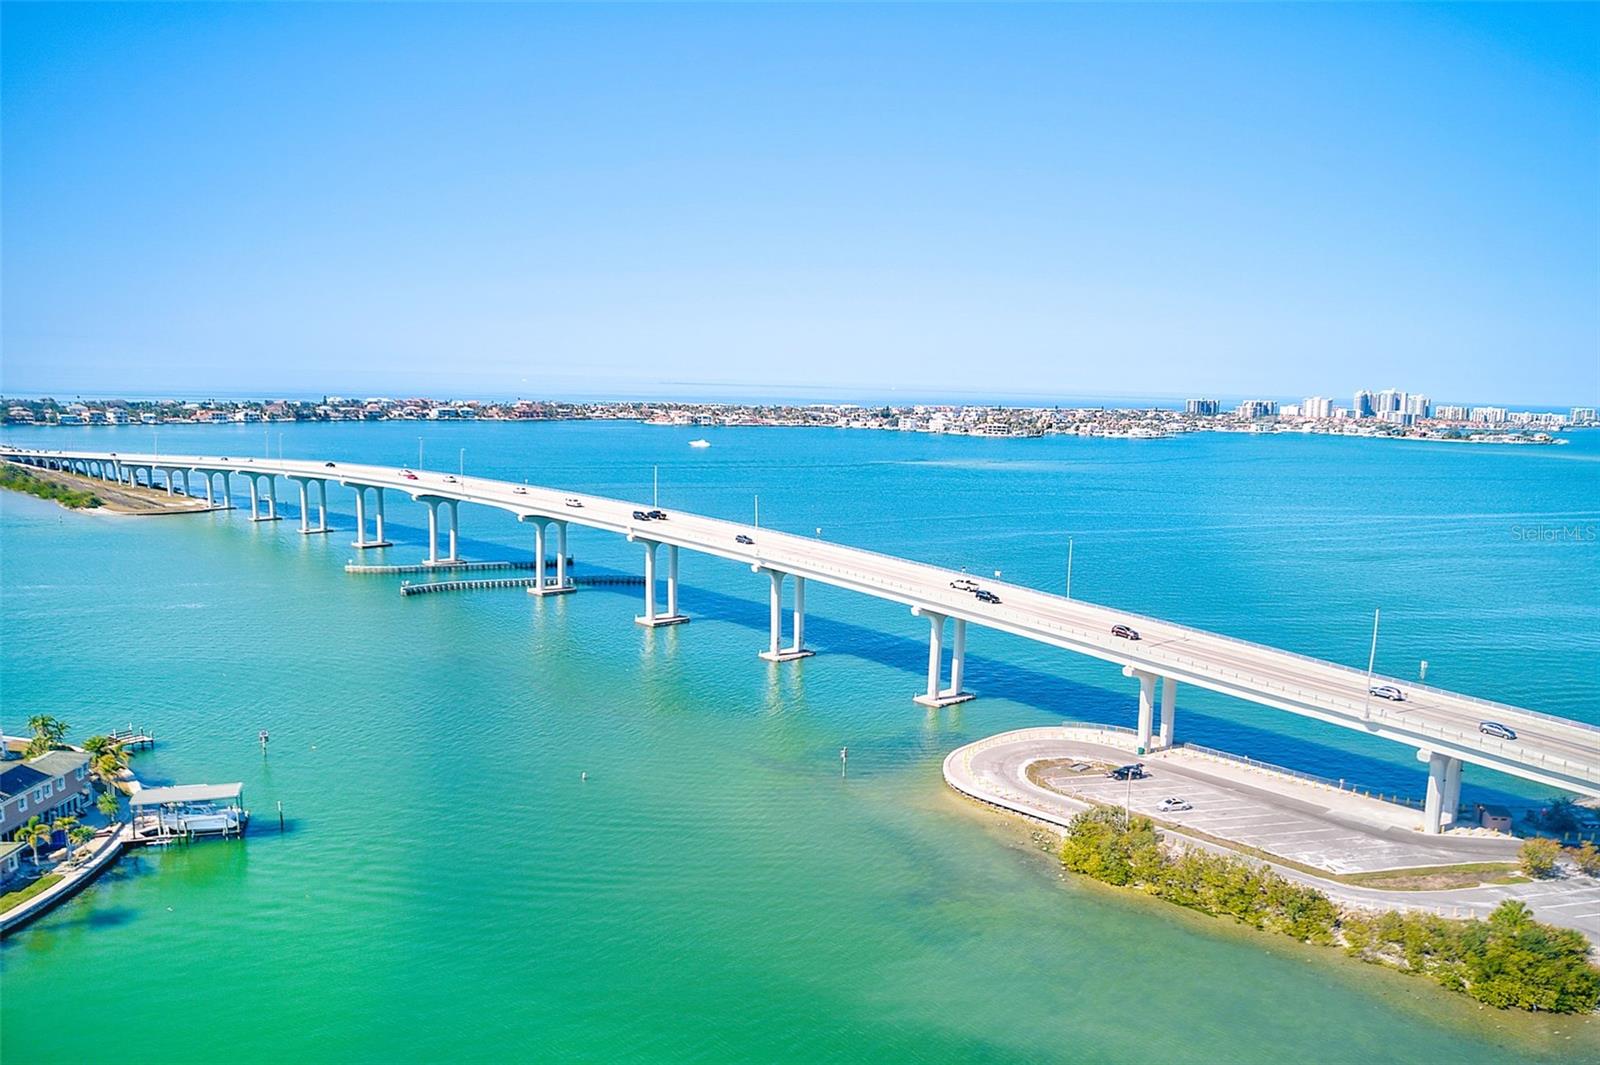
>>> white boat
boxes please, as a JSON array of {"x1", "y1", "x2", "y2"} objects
[{"x1": 689, "y1": 439, "x2": 711, "y2": 448}]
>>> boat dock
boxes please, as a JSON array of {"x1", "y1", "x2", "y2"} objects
[
  {"x1": 399, "y1": 574, "x2": 643, "y2": 597},
  {"x1": 345, "y1": 557, "x2": 569, "y2": 575},
  {"x1": 107, "y1": 725, "x2": 155, "y2": 751}
]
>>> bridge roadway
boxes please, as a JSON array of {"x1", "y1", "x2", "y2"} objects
[{"x1": 9, "y1": 445, "x2": 1599, "y2": 823}]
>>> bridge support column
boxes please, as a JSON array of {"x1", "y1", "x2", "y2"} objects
[
  {"x1": 317, "y1": 479, "x2": 329, "y2": 531},
  {"x1": 181, "y1": 469, "x2": 192, "y2": 497},
  {"x1": 297, "y1": 481, "x2": 311, "y2": 533},
  {"x1": 524, "y1": 517, "x2": 574, "y2": 596},
  {"x1": 912, "y1": 606, "x2": 974, "y2": 707},
  {"x1": 374, "y1": 488, "x2": 386, "y2": 545},
  {"x1": 164, "y1": 468, "x2": 175, "y2": 496},
  {"x1": 555, "y1": 521, "x2": 569, "y2": 590},
  {"x1": 219, "y1": 471, "x2": 233, "y2": 509},
  {"x1": 635, "y1": 539, "x2": 687, "y2": 626},
  {"x1": 349, "y1": 486, "x2": 389, "y2": 549},
  {"x1": 444, "y1": 499, "x2": 458, "y2": 563},
  {"x1": 1442, "y1": 756, "x2": 1463, "y2": 827},
  {"x1": 1421, "y1": 750, "x2": 1449, "y2": 834},
  {"x1": 426, "y1": 500, "x2": 440, "y2": 564},
  {"x1": 757, "y1": 568, "x2": 811, "y2": 659},
  {"x1": 1159, "y1": 677, "x2": 1177, "y2": 748},
  {"x1": 204, "y1": 476, "x2": 215, "y2": 508},
  {"x1": 1123, "y1": 667, "x2": 1156, "y2": 752},
  {"x1": 265, "y1": 476, "x2": 277, "y2": 519}
]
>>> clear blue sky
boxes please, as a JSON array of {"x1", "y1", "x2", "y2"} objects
[{"x1": 3, "y1": 3, "x2": 1596, "y2": 405}]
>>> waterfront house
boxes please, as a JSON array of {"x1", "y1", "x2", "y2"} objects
[
  {"x1": 0, "y1": 751, "x2": 92, "y2": 839},
  {"x1": 0, "y1": 840, "x2": 23, "y2": 884}
]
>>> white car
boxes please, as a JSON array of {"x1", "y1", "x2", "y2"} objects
[
  {"x1": 1156, "y1": 797, "x2": 1192, "y2": 813},
  {"x1": 949, "y1": 578, "x2": 979, "y2": 592},
  {"x1": 443, "y1": 475, "x2": 459, "y2": 484},
  {"x1": 513, "y1": 486, "x2": 528, "y2": 495},
  {"x1": 564, "y1": 497, "x2": 583, "y2": 508},
  {"x1": 1368, "y1": 684, "x2": 1406, "y2": 702}
]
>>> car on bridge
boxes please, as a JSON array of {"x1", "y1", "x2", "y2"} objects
[
  {"x1": 565, "y1": 497, "x2": 583, "y2": 508},
  {"x1": 1479, "y1": 721, "x2": 1518, "y2": 741},
  {"x1": 735, "y1": 534, "x2": 754, "y2": 545},
  {"x1": 324, "y1": 461, "x2": 336, "y2": 468},
  {"x1": 401, "y1": 470, "x2": 418, "y2": 480},
  {"x1": 1107, "y1": 763, "x2": 1147, "y2": 780},
  {"x1": 975, "y1": 589, "x2": 1001, "y2": 604},
  {"x1": 1157, "y1": 797, "x2": 1192, "y2": 812},
  {"x1": 443, "y1": 475, "x2": 459, "y2": 484},
  {"x1": 513, "y1": 486, "x2": 528, "y2": 495},
  {"x1": 950, "y1": 578, "x2": 979, "y2": 592},
  {"x1": 632, "y1": 510, "x2": 651, "y2": 520},
  {"x1": 1111, "y1": 624, "x2": 1141, "y2": 641},
  {"x1": 646, "y1": 509, "x2": 668, "y2": 520},
  {"x1": 1368, "y1": 684, "x2": 1406, "y2": 702}
]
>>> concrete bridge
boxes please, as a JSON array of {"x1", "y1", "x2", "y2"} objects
[{"x1": 9, "y1": 445, "x2": 1599, "y2": 830}]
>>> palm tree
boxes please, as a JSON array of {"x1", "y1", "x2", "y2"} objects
[
  {"x1": 24, "y1": 714, "x2": 69, "y2": 757},
  {"x1": 16, "y1": 816, "x2": 52, "y2": 865},
  {"x1": 96, "y1": 789, "x2": 120, "y2": 822},
  {"x1": 91, "y1": 746, "x2": 128, "y2": 784},
  {"x1": 66, "y1": 824, "x2": 96, "y2": 863}
]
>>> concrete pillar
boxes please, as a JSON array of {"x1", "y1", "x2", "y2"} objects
[
  {"x1": 642, "y1": 541, "x2": 658, "y2": 622},
  {"x1": 791, "y1": 576, "x2": 806, "y2": 653},
  {"x1": 265, "y1": 477, "x2": 277, "y2": 519},
  {"x1": 165, "y1": 469, "x2": 175, "y2": 496},
  {"x1": 181, "y1": 470, "x2": 191, "y2": 496},
  {"x1": 1423, "y1": 750, "x2": 1449, "y2": 834},
  {"x1": 446, "y1": 500, "x2": 458, "y2": 561},
  {"x1": 667, "y1": 544, "x2": 679, "y2": 618},
  {"x1": 924, "y1": 612, "x2": 945, "y2": 700},
  {"x1": 354, "y1": 488, "x2": 369, "y2": 547},
  {"x1": 534, "y1": 521, "x2": 547, "y2": 589},
  {"x1": 556, "y1": 522, "x2": 568, "y2": 588},
  {"x1": 1159, "y1": 677, "x2": 1177, "y2": 748},
  {"x1": 205, "y1": 476, "x2": 214, "y2": 508},
  {"x1": 948, "y1": 617, "x2": 966, "y2": 695},
  {"x1": 220, "y1": 471, "x2": 232, "y2": 508},
  {"x1": 297, "y1": 481, "x2": 310, "y2": 533},
  {"x1": 248, "y1": 476, "x2": 259, "y2": 518},
  {"x1": 1442, "y1": 757, "x2": 1463, "y2": 826},
  {"x1": 426, "y1": 500, "x2": 439, "y2": 564},
  {"x1": 1136, "y1": 672, "x2": 1156, "y2": 752},
  {"x1": 317, "y1": 479, "x2": 329, "y2": 530},
  {"x1": 768, "y1": 570, "x2": 783, "y2": 656},
  {"x1": 374, "y1": 488, "x2": 386, "y2": 544}
]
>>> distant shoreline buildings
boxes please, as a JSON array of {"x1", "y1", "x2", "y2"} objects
[{"x1": 1, "y1": 393, "x2": 1594, "y2": 444}]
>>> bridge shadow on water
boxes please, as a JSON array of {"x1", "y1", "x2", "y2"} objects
[{"x1": 339, "y1": 519, "x2": 1544, "y2": 810}]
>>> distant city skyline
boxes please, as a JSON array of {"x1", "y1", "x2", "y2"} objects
[{"x1": 3, "y1": 4, "x2": 1596, "y2": 404}]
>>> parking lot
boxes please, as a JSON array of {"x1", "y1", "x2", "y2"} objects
[{"x1": 1034, "y1": 758, "x2": 1505, "y2": 875}]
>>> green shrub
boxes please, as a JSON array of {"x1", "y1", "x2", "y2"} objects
[
  {"x1": 1518, "y1": 837, "x2": 1563, "y2": 879},
  {"x1": 1057, "y1": 807, "x2": 1600, "y2": 1013},
  {"x1": 1568, "y1": 841, "x2": 1600, "y2": 878}
]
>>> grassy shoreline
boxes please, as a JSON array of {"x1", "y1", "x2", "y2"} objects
[
  {"x1": 0, "y1": 463, "x2": 102, "y2": 509},
  {"x1": 1056, "y1": 806, "x2": 1600, "y2": 1014}
]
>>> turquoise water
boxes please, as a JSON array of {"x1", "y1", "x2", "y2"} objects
[{"x1": 2, "y1": 422, "x2": 1597, "y2": 1063}]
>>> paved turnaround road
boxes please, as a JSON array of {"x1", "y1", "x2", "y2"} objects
[
  {"x1": 9, "y1": 446, "x2": 1600, "y2": 800},
  {"x1": 944, "y1": 728, "x2": 1600, "y2": 940}
]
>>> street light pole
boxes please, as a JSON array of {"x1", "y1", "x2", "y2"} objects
[
  {"x1": 1066, "y1": 537, "x2": 1074, "y2": 598},
  {"x1": 418, "y1": 438, "x2": 424, "y2": 470},
  {"x1": 653, "y1": 465, "x2": 659, "y2": 508},
  {"x1": 459, "y1": 448, "x2": 465, "y2": 477},
  {"x1": 1362, "y1": 607, "x2": 1381, "y2": 721},
  {"x1": 754, "y1": 495, "x2": 760, "y2": 529}
]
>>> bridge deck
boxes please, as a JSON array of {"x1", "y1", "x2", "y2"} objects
[{"x1": 10, "y1": 445, "x2": 1597, "y2": 797}]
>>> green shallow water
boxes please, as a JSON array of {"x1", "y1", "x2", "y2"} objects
[{"x1": 2, "y1": 422, "x2": 1598, "y2": 1063}]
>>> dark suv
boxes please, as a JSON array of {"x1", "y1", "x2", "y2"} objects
[{"x1": 1107, "y1": 763, "x2": 1148, "y2": 781}]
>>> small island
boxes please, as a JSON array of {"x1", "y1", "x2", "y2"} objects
[{"x1": 0, "y1": 463, "x2": 101, "y2": 509}]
